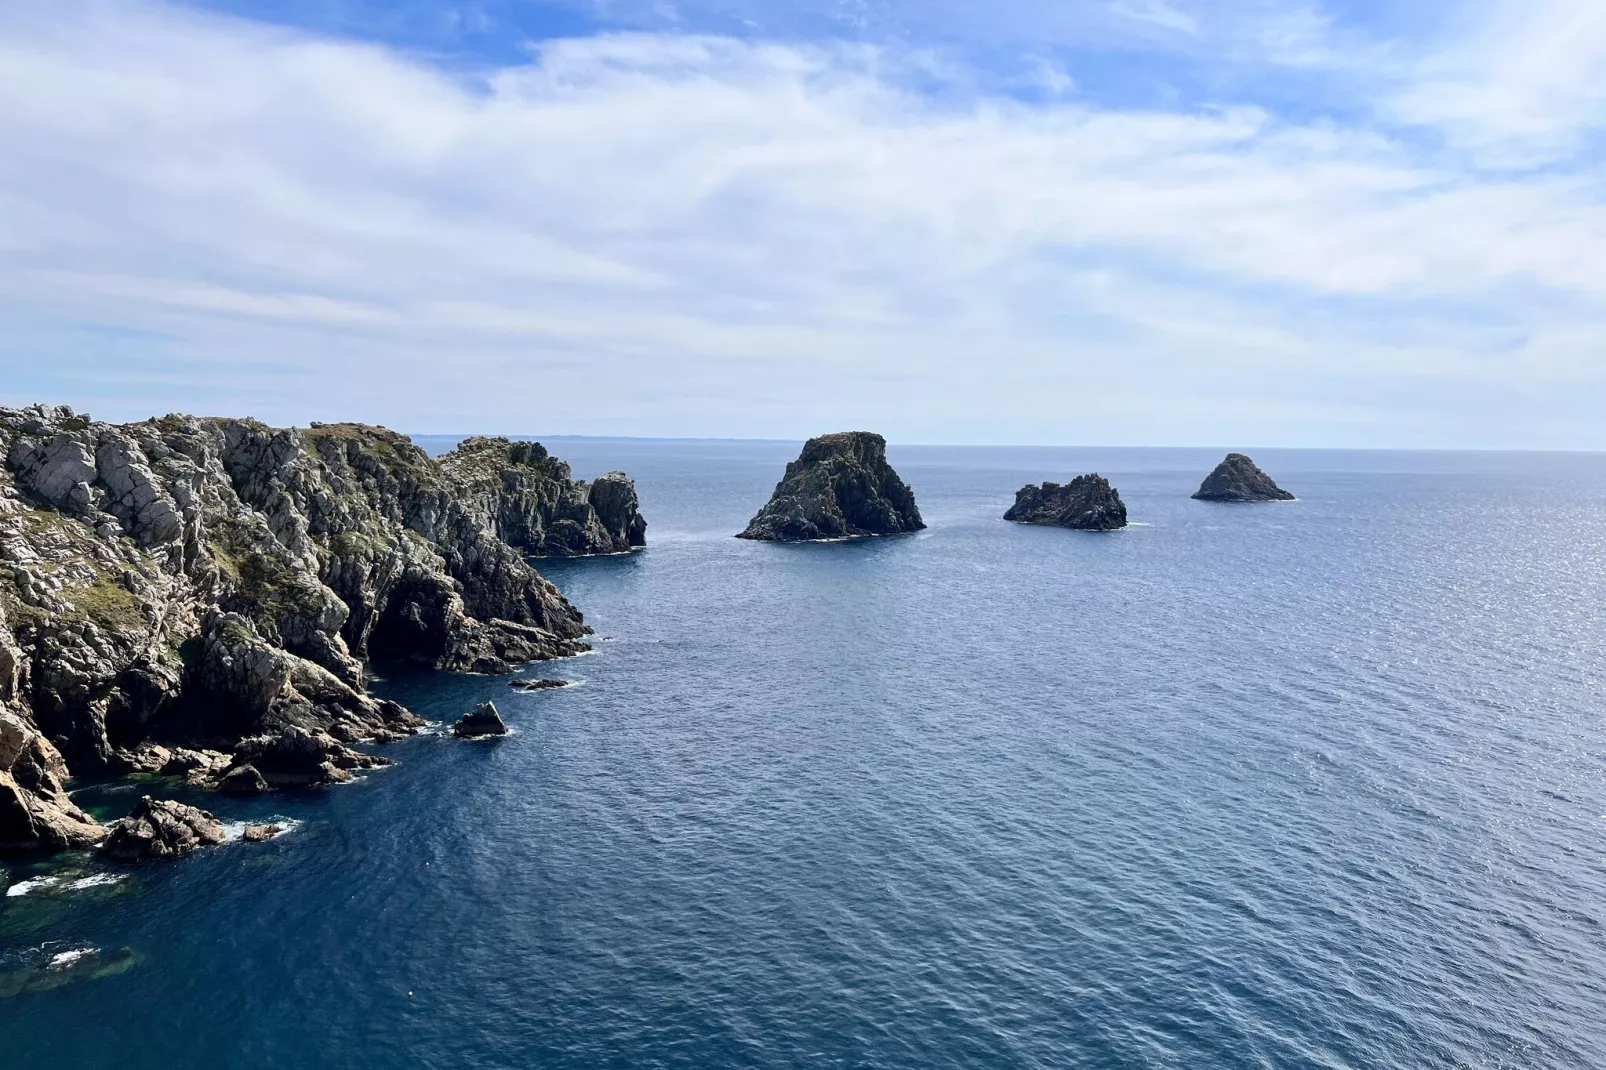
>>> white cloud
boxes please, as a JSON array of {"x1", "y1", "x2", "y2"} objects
[
  {"x1": 0, "y1": 0, "x2": 1604, "y2": 446},
  {"x1": 1386, "y1": 0, "x2": 1606, "y2": 167}
]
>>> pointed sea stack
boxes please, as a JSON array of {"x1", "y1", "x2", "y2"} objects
[
  {"x1": 1192, "y1": 453, "x2": 1295, "y2": 502},
  {"x1": 1005, "y1": 474, "x2": 1128, "y2": 531},
  {"x1": 738, "y1": 432, "x2": 925, "y2": 541}
]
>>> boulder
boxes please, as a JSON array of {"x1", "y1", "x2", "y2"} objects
[
  {"x1": 100, "y1": 796, "x2": 224, "y2": 862},
  {"x1": 217, "y1": 763, "x2": 267, "y2": 796},
  {"x1": 229, "y1": 726, "x2": 386, "y2": 788},
  {"x1": 1192, "y1": 453, "x2": 1295, "y2": 502},
  {"x1": 1005, "y1": 474, "x2": 1128, "y2": 531},
  {"x1": 510, "y1": 678, "x2": 568, "y2": 691},
  {"x1": 242, "y1": 824, "x2": 284, "y2": 843},
  {"x1": 738, "y1": 432, "x2": 924, "y2": 541},
  {"x1": 453, "y1": 701, "x2": 508, "y2": 738}
]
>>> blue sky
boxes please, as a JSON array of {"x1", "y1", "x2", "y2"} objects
[{"x1": 2, "y1": 0, "x2": 1604, "y2": 446}]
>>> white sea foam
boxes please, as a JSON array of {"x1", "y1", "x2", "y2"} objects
[
  {"x1": 66, "y1": 873, "x2": 126, "y2": 892},
  {"x1": 6, "y1": 876, "x2": 61, "y2": 897},
  {"x1": 220, "y1": 818, "x2": 301, "y2": 844},
  {"x1": 47, "y1": 948, "x2": 96, "y2": 970}
]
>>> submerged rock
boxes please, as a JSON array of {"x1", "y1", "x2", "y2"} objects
[
  {"x1": 100, "y1": 796, "x2": 225, "y2": 862},
  {"x1": 0, "y1": 404, "x2": 607, "y2": 855},
  {"x1": 1004, "y1": 475, "x2": 1128, "y2": 531},
  {"x1": 453, "y1": 701, "x2": 508, "y2": 738},
  {"x1": 1192, "y1": 453, "x2": 1295, "y2": 502},
  {"x1": 738, "y1": 432, "x2": 925, "y2": 542}
]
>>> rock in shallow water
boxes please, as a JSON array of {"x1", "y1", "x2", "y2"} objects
[
  {"x1": 100, "y1": 796, "x2": 225, "y2": 862},
  {"x1": 510, "y1": 678, "x2": 568, "y2": 691},
  {"x1": 1005, "y1": 474, "x2": 1128, "y2": 531},
  {"x1": 453, "y1": 702, "x2": 508, "y2": 738},
  {"x1": 217, "y1": 764, "x2": 267, "y2": 796},
  {"x1": 1192, "y1": 453, "x2": 1295, "y2": 502},
  {"x1": 738, "y1": 432, "x2": 924, "y2": 541}
]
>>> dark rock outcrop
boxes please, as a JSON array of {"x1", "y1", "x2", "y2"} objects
[
  {"x1": 217, "y1": 764, "x2": 267, "y2": 796},
  {"x1": 1005, "y1": 475, "x2": 1128, "y2": 531},
  {"x1": 1192, "y1": 453, "x2": 1295, "y2": 502},
  {"x1": 738, "y1": 432, "x2": 924, "y2": 542},
  {"x1": 453, "y1": 701, "x2": 508, "y2": 738},
  {"x1": 437, "y1": 437, "x2": 646, "y2": 556},
  {"x1": 100, "y1": 796, "x2": 225, "y2": 862},
  {"x1": 510, "y1": 678, "x2": 568, "y2": 691},
  {"x1": 0, "y1": 404, "x2": 610, "y2": 854}
]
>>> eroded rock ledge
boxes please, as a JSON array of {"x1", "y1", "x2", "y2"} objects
[
  {"x1": 1005, "y1": 475, "x2": 1128, "y2": 531},
  {"x1": 738, "y1": 432, "x2": 925, "y2": 542},
  {"x1": 0, "y1": 404, "x2": 626, "y2": 855}
]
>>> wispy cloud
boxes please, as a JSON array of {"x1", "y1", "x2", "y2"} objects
[{"x1": 0, "y1": 0, "x2": 1603, "y2": 446}]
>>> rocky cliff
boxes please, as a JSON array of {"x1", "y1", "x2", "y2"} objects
[
  {"x1": 0, "y1": 404, "x2": 618, "y2": 855},
  {"x1": 737, "y1": 432, "x2": 925, "y2": 541},
  {"x1": 1192, "y1": 453, "x2": 1295, "y2": 502},
  {"x1": 437, "y1": 437, "x2": 645, "y2": 556},
  {"x1": 1004, "y1": 475, "x2": 1128, "y2": 531}
]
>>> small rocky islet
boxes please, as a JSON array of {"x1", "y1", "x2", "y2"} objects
[
  {"x1": 1192, "y1": 452, "x2": 1295, "y2": 502},
  {"x1": 1005, "y1": 474, "x2": 1128, "y2": 531},
  {"x1": 0, "y1": 404, "x2": 644, "y2": 860},
  {"x1": 738, "y1": 431, "x2": 925, "y2": 542}
]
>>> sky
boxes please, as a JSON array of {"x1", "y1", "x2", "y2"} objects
[{"x1": 1, "y1": 0, "x2": 1604, "y2": 447}]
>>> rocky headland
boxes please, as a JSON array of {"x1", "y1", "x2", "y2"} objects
[
  {"x1": 0, "y1": 404, "x2": 635, "y2": 856},
  {"x1": 1192, "y1": 453, "x2": 1295, "y2": 502},
  {"x1": 1004, "y1": 475, "x2": 1128, "y2": 531},
  {"x1": 738, "y1": 432, "x2": 925, "y2": 542}
]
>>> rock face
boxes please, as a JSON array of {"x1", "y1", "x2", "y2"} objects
[
  {"x1": 1005, "y1": 475, "x2": 1128, "y2": 531},
  {"x1": 0, "y1": 404, "x2": 614, "y2": 855},
  {"x1": 100, "y1": 796, "x2": 225, "y2": 862},
  {"x1": 738, "y1": 432, "x2": 924, "y2": 542},
  {"x1": 453, "y1": 701, "x2": 508, "y2": 738},
  {"x1": 1192, "y1": 453, "x2": 1295, "y2": 502},
  {"x1": 438, "y1": 437, "x2": 646, "y2": 556},
  {"x1": 0, "y1": 710, "x2": 105, "y2": 852}
]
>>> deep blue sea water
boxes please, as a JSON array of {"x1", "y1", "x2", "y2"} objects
[{"x1": 4, "y1": 441, "x2": 1606, "y2": 1069}]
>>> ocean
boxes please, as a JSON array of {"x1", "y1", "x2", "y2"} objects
[{"x1": 3, "y1": 441, "x2": 1605, "y2": 1068}]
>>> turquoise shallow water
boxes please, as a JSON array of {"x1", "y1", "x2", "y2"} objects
[{"x1": 3, "y1": 442, "x2": 1606, "y2": 1068}]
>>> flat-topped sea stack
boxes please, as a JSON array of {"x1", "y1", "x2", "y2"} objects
[
  {"x1": 1005, "y1": 474, "x2": 1128, "y2": 531},
  {"x1": 1192, "y1": 453, "x2": 1295, "y2": 502},
  {"x1": 738, "y1": 432, "x2": 925, "y2": 542}
]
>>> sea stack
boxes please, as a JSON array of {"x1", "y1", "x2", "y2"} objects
[
  {"x1": 738, "y1": 432, "x2": 925, "y2": 542},
  {"x1": 1192, "y1": 453, "x2": 1295, "y2": 502},
  {"x1": 1005, "y1": 474, "x2": 1128, "y2": 531}
]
